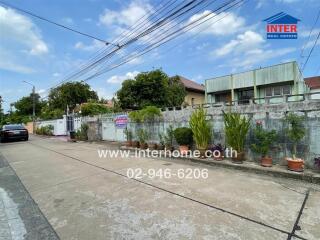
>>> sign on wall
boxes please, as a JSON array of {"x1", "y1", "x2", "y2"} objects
[{"x1": 115, "y1": 115, "x2": 128, "y2": 128}]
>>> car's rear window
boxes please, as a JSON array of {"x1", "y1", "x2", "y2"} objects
[{"x1": 3, "y1": 125, "x2": 25, "y2": 130}]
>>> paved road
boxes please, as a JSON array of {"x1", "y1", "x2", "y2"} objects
[{"x1": 0, "y1": 135, "x2": 319, "y2": 240}]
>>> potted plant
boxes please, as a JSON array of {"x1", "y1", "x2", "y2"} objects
[
  {"x1": 189, "y1": 108, "x2": 212, "y2": 157},
  {"x1": 315, "y1": 157, "x2": 320, "y2": 171},
  {"x1": 137, "y1": 129, "x2": 149, "y2": 149},
  {"x1": 164, "y1": 125, "x2": 174, "y2": 151},
  {"x1": 158, "y1": 133, "x2": 165, "y2": 150},
  {"x1": 210, "y1": 144, "x2": 225, "y2": 160},
  {"x1": 251, "y1": 121, "x2": 277, "y2": 167},
  {"x1": 173, "y1": 127, "x2": 193, "y2": 155},
  {"x1": 148, "y1": 141, "x2": 158, "y2": 150},
  {"x1": 284, "y1": 113, "x2": 306, "y2": 172},
  {"x1": 223, "y1": 111, "x2": 251, "y2": 163},
  {"x1": 124, "y1": 128, "x2": 133, "y2": 147}
]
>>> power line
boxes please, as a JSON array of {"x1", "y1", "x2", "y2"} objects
[
  {"x1": 299, "y1": 8, "x2": 320, "y2": 67},
  {"x1": 41, "y1": 0, "x2": 184, "y2": 95},
  {"x1": 0, "y1": 0, "x2": 119, "y2": 47},
  {"x1": 42, "y1": 0, "x2": 243, "y2": 100},
  {"x1": 46, "y1": 0, "x2": 211, "y2": 89},
  {"x1": 301, "y1": 29, "x2": 320, "y2": 72},
  {"x1": 83, "y1": 0, "x2": 244, "y2": 82}
]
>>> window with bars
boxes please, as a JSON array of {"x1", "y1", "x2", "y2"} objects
[{"x1": 265, "y1": 85, "x2": 291, "y2": 97}]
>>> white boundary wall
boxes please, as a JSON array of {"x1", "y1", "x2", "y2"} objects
[{"x1": 36, "y1": 116, "x2": 67, "y2": 135}]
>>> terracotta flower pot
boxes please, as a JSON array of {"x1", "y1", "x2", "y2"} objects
[
  {"x1": 179, "y1": 145, "x2": 189, "y2": 155},
  {"x1": 198, "y1": 148, "x2": 207, "y2": 158},
  {"x1": 213, "y1": 156, "x2": 224, "y2": 161},
  {"x1": 132, "y1": 141, "x2": 139, "y2": 148},
  {"x1": 148, "y1": 143, "x2": 157, "y2": 150},
  {"x1": 287, "y1": 158, "x2": 304, "y2": 172},
  {"x1": 140, "y1": 143, "x2": 148, "y2": 149},
  {"x1": 157, "y1": 144, "x2": 165, "y2": 150},
  {"x1": 261, "y1": 156, "x2": 272, "y2": 167},
  {"x1": 125, "y1": 141, "x2": 132, "y2": 147},
  {"x1": 232, "y1": 152, "x2": 245, "y2": 164},
  {"x1": 165, "y1": 145, "x2": 174, "y2": 151}
]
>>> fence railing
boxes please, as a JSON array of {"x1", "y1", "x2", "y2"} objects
[{"x1": 161, "y1": 92, "x2": 320, "y2": 112}]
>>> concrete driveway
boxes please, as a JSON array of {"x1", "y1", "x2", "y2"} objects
[{"x1": 0, "y1": 135, "x2": 319, "y2": 240}]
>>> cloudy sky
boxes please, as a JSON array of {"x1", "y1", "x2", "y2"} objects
[{"x1": 1, "y1": 0, "x2": 320, "y2": 112}]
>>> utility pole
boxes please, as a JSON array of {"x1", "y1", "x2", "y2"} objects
[
  {"x1": 23, "y1": 81, "x2": 36, "y2": 134},
  {"x1": 0, "y1": 96, "x2": 3, "y2": 124}
]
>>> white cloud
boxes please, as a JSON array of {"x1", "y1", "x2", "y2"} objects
[
  {"x1": 0, "y1": 6, "x2": 48, "y2": 56},
  {"x1": 212, "y1": 30, "x2": 296, "y2": 70},
  {"x1": 96, "y1": 88, "x2": 115, "y2": 100},
  {"x1": 0, "y1": 47, "x2": 34, "y2": 74},
  {"x1": 52, "y1": 72, "x2": 61, "y2": 77},
  {"x1": 37, "y1": 89, "x2": 47, "y2": 97},
  {"x1": 74, "y1": 40, "x2": 105, "y2": 51},
  {"x1": 106, "y1": 71, "x2": 140, "y2": 84},
  {"x1": 61, "y1": 17, "x2": 74, "y2": 25},
  {"x1": 214, "y1": 31, "x2": 264, "y2": 57},
  {"x1": 99, "y1": 0, "x2": 152, "y2": 28},
  {"x1": 300, "y1": 28, "x2": 320, "y2": 38},
  {"x1": 187, "y1": 11, "x2": 245, "y2": 36}
]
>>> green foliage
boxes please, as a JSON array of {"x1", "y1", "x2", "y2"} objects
[
  {"x1": 223, "y1": 111, "x2": 251, "y2": 152},
  {"x1": 167, "y1": 76, "x2": 187, "y2": 107},
  {"x1": 124, "y1": 128, "x2": 133, "y2": 141},
  {"x1": 75, "y1": 124, "x2": 88, "y2": 141},
  {"x1": 48, "y1": 82, "x2": 98, "y2": 111},
  {"x1": 80, "y1": 102, "x2": 111, "y2": 116},
  {"x1": 139, "y1": 106, "x2": 161, "y2": 121},
  {"x1": 189, "y1": 108, "x2": 212, "y2": 149},
  {"x1": 251, "y1": 123, "x2": 277, "y2": 156},
  {"x1": 129, "y1": 106, "x2": 161, "y2": 122},
  {"x1": 284, "y1": 113, "x2": 305, "y2": 157},
  {"x1": 40, "y1": 106, "x2": 64, "y2": 120},
  {"x1": 164, "y1": 125, "x2": 174, "y2": 146},
  {"x1": 128, "y1": 111, "x2": 143, "y2": 123},
  {"x1": 158, "y1": 133, "x2": 165, "y2": 146},
  {"x1": 1, "y1": 112, "x2": 31, "y2": 125},
  {"x1": 173, "y1": 127, "x2": 193, "y2": 146},
  {"x1": 137, "y1": 129, "x2": 149, "y2": 144},
  {"x1": 14, "y1": 93, "x2": 46, "y2": 116},
  {"x1": 116, "y1": 69, "x2": 186, "y2": 109},
  {"x1": 36, "y1": 125, "x2": 54, "y2": 135}
]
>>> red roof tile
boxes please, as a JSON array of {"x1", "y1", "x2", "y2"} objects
[
  {"x1": 176, "y1": 75, "x2": 205, "y2": 92},
  {"x1": 304, "y1": 76, "x2": 320, "y2": 89}
]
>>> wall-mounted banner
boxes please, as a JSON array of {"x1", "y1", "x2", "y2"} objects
[
  {"x1": 115, "y1": 115, "x2": 128, "y2": 128},
  {"x1": 263, "y1": 12, "x2": 300, "y2": 39}
]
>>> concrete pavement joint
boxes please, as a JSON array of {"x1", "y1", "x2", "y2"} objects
[
  {"x1": 287, "y1": 189, "x2": 310, "y2": 240},
  {"x1": 29, "y1": 141, "x2": 307, "y2": 240}
]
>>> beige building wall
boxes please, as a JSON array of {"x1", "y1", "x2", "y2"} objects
[
  {"x1": 25, "y1": 122, "x2": 34, "y2": 134},
  {"x1": 184, "y1": 91, "x2": 205, "y2": 106}
]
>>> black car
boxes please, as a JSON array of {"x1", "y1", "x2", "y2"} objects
[{"x1": 0, "y1": 124, "x2": 29, "y2": 142}]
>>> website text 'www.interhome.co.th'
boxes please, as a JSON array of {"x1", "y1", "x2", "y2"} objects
[{"x1": 97, "y1": 148, "x2": 238, "y2": 159}]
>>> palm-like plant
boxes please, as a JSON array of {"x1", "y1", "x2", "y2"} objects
[
  {"x1": 223, "y1": 111, "x2": 251, "y2": 153},
  {"x1": 189, "y1": 108, "x2": 212, "y2": 150}
]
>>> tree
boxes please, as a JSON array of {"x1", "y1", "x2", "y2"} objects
[
  {"x1": 48, "y1": 82, "x2": 98, "y2": 111},
  {"x1": 167, "y1": 76, "x2": 187, "y2": 107},
  {"x1": 14, "y1": 93, "x2": 45, "y2": 116},
  {"x1": 116, "y1": 69, "x2": 186, "y2": 109},
  {"x1": 80, "y1": 102, "x2": 111, "y2": 116}
]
